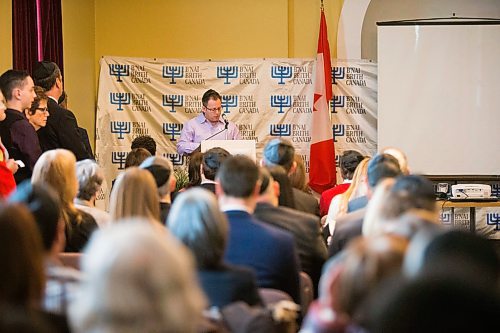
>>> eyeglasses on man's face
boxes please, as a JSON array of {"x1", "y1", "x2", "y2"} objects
[
  {"x1": 35, "y1": 107, "x2": 49, "y2": 113},
  {"x1": 204, "y1": 106, "x2": 222, "y2": 112}
]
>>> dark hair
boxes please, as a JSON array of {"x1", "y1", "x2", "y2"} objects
[
  {"x1": 367, "y1": 153, "x2": 402, "y2": 188},
  {"x1": 26, "y1": 86, "x2": 48, "y2": 116},
  {"x1": 202, "y1": 147, "x2": 231, "y2": 181},
  {"x1": 187, "y1": 152, "x2": 203, "y2": 188},
  {"x1": 131, "y1": 135, "x2": 156, "y2": 156},
  {"x1": 382, "y1": 175, "x2": 436, "y2": 219},
  {"x1": 202, "y1": 89, "x2": 221, "y2": 106},
  {"x1": 9, "y1": 182, "x2": 61, "y2": 251},
  {"x1": 263, "y1": 138, "x2": 295, "y2": 172},
  {"x1": 32, "y1": 61, "x2": 61, "y2": 91},
  {"x1": 0, "y1": 70, "x2": 30, "y2": 100},
  {"x1": 0, "y1": 204, "x2": 45, "y2": 307},
  {"x1": 266, "y1": 165, "x2": 296, "y2": 209},
  {"x1": 125, "y1": 148, "x2": 151, "y2": 168},
  {"x1": 216, "y1": 155, "x2": 259, "y2": 198},
  {"x1": 340, "y1": 150, "x2": 365, "y2": 180}
]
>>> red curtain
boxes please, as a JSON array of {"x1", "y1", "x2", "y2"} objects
[
  {"x1": 12, "y1": 0, "x2": 38, "y2": 73},
  {"x1": 39, "y1": 0, "x2": 64, "y2": 76},
  {"x1": 11, "y1": 0, "x2": 63, "y2": 76}
]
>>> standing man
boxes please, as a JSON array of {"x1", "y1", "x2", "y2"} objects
[
  {"x1": 0, "y1": 70, "x2": 39, "y2": 183},
  {"x1": 177, "y1": 89, "x2": 240, "y2": 155},
  {"x1": 32, "y1": 61, "x2": 91, "y2": 161}
]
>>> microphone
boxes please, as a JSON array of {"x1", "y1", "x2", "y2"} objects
[
  {"x1": 222, "y1": 113, "x2": 229, "y2": 129},
  {"x1": 204, "y1": 115, "x2": 229, "y2": 141}
]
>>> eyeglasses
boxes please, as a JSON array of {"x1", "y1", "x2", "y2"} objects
[
  {"x1": 35, "y1": 107, "x2": 48, "y2": 113},
  {"x1": 204, "y1": 106, "x2": 222, "y2": 112}
]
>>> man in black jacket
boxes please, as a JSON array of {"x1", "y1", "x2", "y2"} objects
[
  {"x1": 32, "y1": 61, "x2": 91, "y2": 160},
  {"x1": 254, "y1": 167, "x2": 327, "y2": 295}
]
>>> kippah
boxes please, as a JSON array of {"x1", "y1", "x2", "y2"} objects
[
  {"x1": 263, "y1": 138, "x2": 293, "y2": 165},
  {"x1": 32, "y1": 61, "x2": 57, "y2": 81}
]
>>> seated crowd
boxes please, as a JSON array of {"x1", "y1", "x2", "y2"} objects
[{"x1": 0, "y1": 67, "x2": 499, "y2": 331}]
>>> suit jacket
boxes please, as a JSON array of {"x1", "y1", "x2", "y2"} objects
[
  {"x1": 328, "y1": 208, "x2": 366, "y2": 258},
  {"x1": 293, "y1": 188, "x2": 320, "y2": 217},
  {"x1": 38, "y1": 98, "x2": 91, "y2": 161},
  {"x1": 253, "y1": 202, "x2": 327, "y2": 293},
  {"x1": 223, "y1": 210, "x2": 301, "y2": 304},
  {"x1": 198, "y1": 264, "x2": 262, "y2": 308}
]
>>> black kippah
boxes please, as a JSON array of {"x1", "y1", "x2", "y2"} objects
[{"x1": 32, "y1": 61, "x2": 57, "y2": 81}]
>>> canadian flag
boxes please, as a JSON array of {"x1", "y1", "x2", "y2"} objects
[{"x1": 309, "y1": 9, "x2": 336, "y2": 194}]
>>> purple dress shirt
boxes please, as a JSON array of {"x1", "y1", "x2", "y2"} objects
[{"x1": 177, "y1": 113, "x2": 240, "y2": 155}]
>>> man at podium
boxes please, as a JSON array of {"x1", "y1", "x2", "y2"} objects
[{"x1": 177, "y1": 89, "x2": 240, "y2": 156}]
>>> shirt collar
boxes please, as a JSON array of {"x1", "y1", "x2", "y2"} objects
[{"x1": 197, "y1": 112, "x2": 224, "y2": 125}]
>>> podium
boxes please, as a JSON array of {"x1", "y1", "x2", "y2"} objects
[{"x1": 201, "y1": 140, "x2": 256, "y2": 162}]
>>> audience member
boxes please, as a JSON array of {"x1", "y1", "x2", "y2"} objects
[
  {"x1": 69, "y1": 221, "x2": 206, "y2": 333},
  {"x1": 381, "y1": 146, "x2": 410, "y2": 175},
  {"x1": 168, "y1": 188, "x2": 262, "y2": 308},
  {"x1": 216, "y1": 155, "x2": 301, "y2": 304},
  {"x1": 199, "y1": 147, "x2": 231, "y2": 194},
  {"x1": 124, "y1": 147, "x2": 151, "y2": 168},
  {"x1": 289, "y1": 154, "x2": 310, "y2": 193},
  {"x1": 263, "y1": 138, "x2": 319, "y2": 216},
  {"x1": 0, "y1": 89, "x2": 17, "y2": 197},
  {"x1": 139, "y1": 156, "x2": 176, "y2": 223},
  {"x1": 0, "y1": 203, "x2": 45, "y2": 308},
  {"x1": 25, "y1": 86, "x2": 49, "y2": 132},
  {"x1": 32, "y1": 149, "x2": 98, "y2": 252},
  {"x1": 32, "y1": 61, "x2": 91, "y2": 160},
  {"x1": 74, "y1": 159, "x2": 111, "y2": 228},
  {"x1": 328, "y1": 154, "x2": 402, "y2": 257},
  {"x1": 254, "y1": 167, "x2": 327, "y2": 295},
  {"x1": 319, "y1": 150, "x2": 364, "y2": 217},
  {"x1": 130, "y1": 135, "x2": 156, "y2": 156},
  {"x1": 10, "y1": 182, "x2": 80, "y2": 316},
  {"x1": 266, "y1": 165, "x2": 296, "y2": 209},
  {"x1": 186, "y1": 151, "x2": 203, "y2": 189},
  {"x1": 301, "y1": 235, "x2": 408, "y2": 332},
  {"x1": 0, "y1": 70, "x2": 39, "y2": 183},
  {"x1": 109, "y1": 167, "x2": 160, "y2": 222}
]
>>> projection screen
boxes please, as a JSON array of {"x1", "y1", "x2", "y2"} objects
[{"x1": 377, "y1": 19, "x2": 500, "y2": 175}]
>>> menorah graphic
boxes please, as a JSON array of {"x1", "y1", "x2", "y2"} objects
[
  {"x1": 163, "y1": 153, "x2": 184, "y2": 166},
  {"x1": 269, "y1": 124, "x2": 292, "y2": 137},
  {"x1": 111, "y1": 152, "x2": 127, "y2": 170},
  {"x1": 162, "y1": 66, "x2": 184, "y2": 84},
  {"x1": 217, "y1": 66, "x2": 238, "y2": 84},
  {"x1": 162, "y1": 123, "x2": 183, "y2": 141},
  {"x1": 271, "y1": 95, "x2": 292, "y2": 114},
  {"x1": 109, "y1": 64, "x2": 130, "y2": 82},
  {"x1": 221, "y1": 95, "x2": 238, "y2": 113},
  {"x1": 332, "y1": 124, "x2": 345, "y2": 142},
  {"x1": 330, "y1": 96, "x2": 345, "y2": 113},
  {"x1": 486, "y1": 213, "x2": 500, "y2": 231},
  {"x1": 110, "y1": 121, "x2": 131, "y2": 139},
  {"x1": 440, "y1": 212, "x2": 452, "y2": 224},
  {"x1": 491, "y1": 184, "x2": 500, "y2": 197},
  {"x1": 109, "y1": 93, "x2": 131, "y2": 111},
  {"x1": 162, "y1": 95, "x2": 184, "y2": 113},
  {"x1": 271, "y1": 66, "x2": 293, "y2": 84},
  {"x1": 331, "y1": 67, "x2": 345, "y2": 84}
]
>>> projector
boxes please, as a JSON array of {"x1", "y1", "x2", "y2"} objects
[{"x1": 451, "y1": 184, "x2": 492, "y2": 199}]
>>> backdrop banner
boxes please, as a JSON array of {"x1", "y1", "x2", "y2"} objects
[{"x1": 95, "y1": 56, "x2": 377, "y2": 208}]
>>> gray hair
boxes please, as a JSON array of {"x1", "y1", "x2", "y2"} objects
[
  {"x1": 69, "y1": 220, "x2": 206, "y2": 333},
  {"x1": 76, "y1": 159, "x2": 103, "y2": 201},
  {"x1": 167, "y1": 188, "x2": 228, "y2": 269}
]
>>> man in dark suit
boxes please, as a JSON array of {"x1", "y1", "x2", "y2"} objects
[
  {"x1": 262, "y1": 138, "x2": 320, "y2": 216},
  {"x1": 328, "y1": 153, "x2": 402, "y2": 257},
  {"x1": 254, "y1": 167, "x2": 327, "y2": 294},
  {"x1": 216, "y1": 155, "x2": 301, "y2": 304},
  {"x1": 32, "y1": 61, "x2": 91, "y2": 161}
]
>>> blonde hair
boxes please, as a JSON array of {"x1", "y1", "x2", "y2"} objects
[
  {"x1": 31, "y1": 149, "x2": 80, "y2": 228},
  {"x1": 109, "y1": 167, "x2": 160, "y2": 222},
  {"x1": 362, "y1": 178, "x2": 396, "y2": 237},
  {"x1": 338, "y1": 157, "x2": 370, "y2": 216}
]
